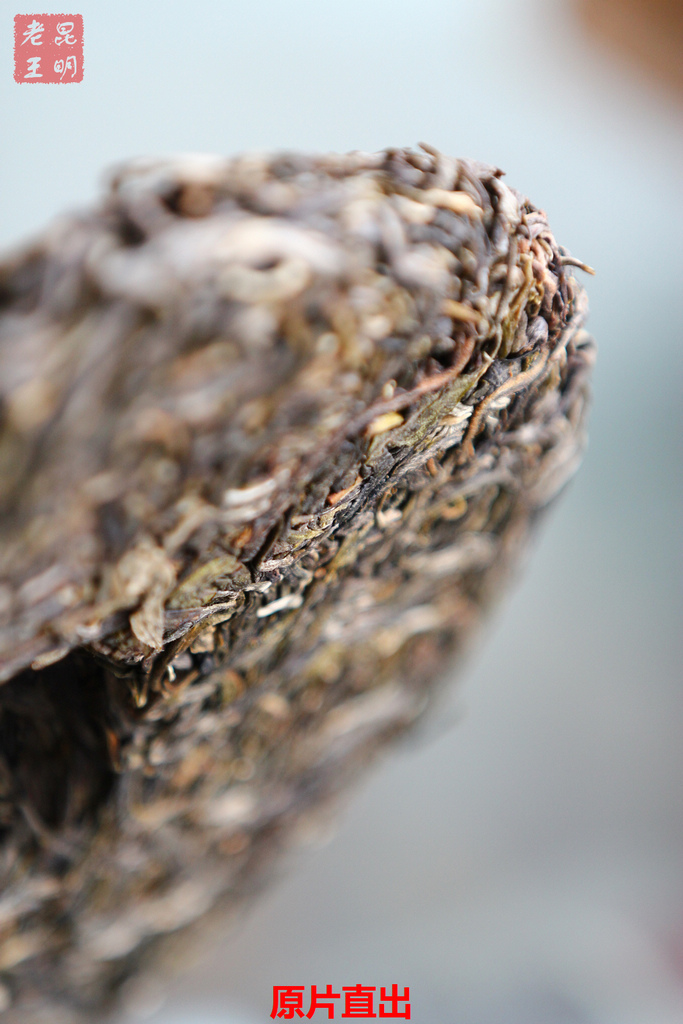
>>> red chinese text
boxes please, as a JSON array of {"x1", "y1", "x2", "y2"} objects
[{"x1": 271, "y1": 985, "x2": 410, "y2": 1020}]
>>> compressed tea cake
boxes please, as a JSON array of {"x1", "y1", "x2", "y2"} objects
[{"x1": 0, "y1": 146, "x2": 594, "y2": 1021}]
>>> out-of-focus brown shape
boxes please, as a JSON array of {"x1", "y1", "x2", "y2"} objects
[{"x1": 575, "y1": 0, "x2": 683, "y2": 94}]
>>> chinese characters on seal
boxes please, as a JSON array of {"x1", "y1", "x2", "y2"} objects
[{"x1": 14, "y1": 14, "x2": 83, "y2": 83}]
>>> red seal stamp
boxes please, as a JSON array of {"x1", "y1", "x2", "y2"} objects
[{"x1": 14, "y1": 14, "x2": 83, "y2": 83}]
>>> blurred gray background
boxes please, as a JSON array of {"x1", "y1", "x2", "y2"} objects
[{"x1": 1, "y1": 0, "x2": 682, "y2": 1021}]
